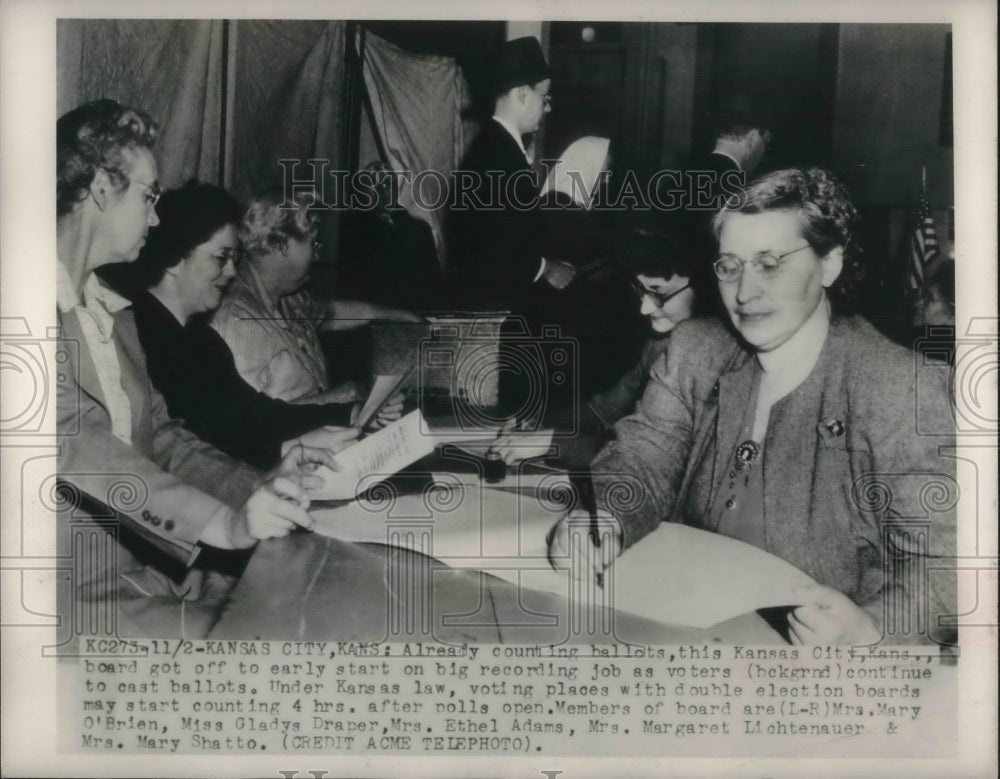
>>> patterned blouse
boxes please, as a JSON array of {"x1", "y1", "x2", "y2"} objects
[{"x1": 211, "y1": 261, "x2": 329, "y2": 402}]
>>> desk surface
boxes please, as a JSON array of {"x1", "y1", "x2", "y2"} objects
[
  {"x1": 210, "y1": 533, "x2": 783, "y2": 643},
  {"x1": 211, "y1": 436, "x2": 791, "y2": 643}
]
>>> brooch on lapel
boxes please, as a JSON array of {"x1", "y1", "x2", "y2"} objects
[
  {"x1": 734, "y1": 440, "x2": 760, "y2": 472},
  {"x1": 818, "y1": 417, "x2": 846, "y2": 441}
]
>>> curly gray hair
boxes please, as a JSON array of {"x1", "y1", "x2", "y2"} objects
[
  {"x1": 712, "y1": 167, "x2": 864, "y2": 299},
  {"x1": 240, "y1": 187, "x2": 323, "y2": 258}
]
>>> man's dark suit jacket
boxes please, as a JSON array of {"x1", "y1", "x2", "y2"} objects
[
  {"x1": 447, "y1": 119, "x2": 546, "y2": 312},
  {"x1": 667, "y1": 151, "x2": 748, "y2": 266}
]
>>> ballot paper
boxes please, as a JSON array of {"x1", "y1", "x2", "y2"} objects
[
  {"x1": 309, "y1": 410, "x2": 435, "y2": 500},
  {"x1": 352, "y1": 369, "x2": 413, "y2": 430},
  {"x1": 310, "y1": 482, "x2": 815, "y2": 629}
]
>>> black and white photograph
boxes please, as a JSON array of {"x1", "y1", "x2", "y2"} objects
[{"x1": 1, "y1": 0, "x2": 996, "y2": 776}]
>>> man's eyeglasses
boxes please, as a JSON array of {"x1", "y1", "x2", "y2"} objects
[
  {"x1": 713, "y1": 244, "x2": 812, "y2": 283},
  {"x1": 124, "y1": 174, "x2": 161, "y2": 209},
  {"x1": 631, "y1": 279, "x2": 691, "y2": 307},
  {"x1": 533, "y1": 86, "x2": 552, "y2": 106}
]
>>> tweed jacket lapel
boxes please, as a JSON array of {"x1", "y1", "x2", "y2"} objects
[{"x1": 112, "y1": 309, "x2": 153, "y2": 449}]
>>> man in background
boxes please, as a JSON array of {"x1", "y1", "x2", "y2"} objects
[{"x1": 447, "y1": 36, "x2": 576, "y2": 314}]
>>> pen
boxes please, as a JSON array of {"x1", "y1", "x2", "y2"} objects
[{"x1": 572, "y1": 469, "x2": 603, "y2": 590}]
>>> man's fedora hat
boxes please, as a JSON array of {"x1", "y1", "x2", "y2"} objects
[{"x1": 493, "y1": 36, "x2": 550, "y2": 93}]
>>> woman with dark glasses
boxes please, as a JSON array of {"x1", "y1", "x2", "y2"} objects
[{"x1": 493, "y1": 220, "x2": 709, "y2": 466}]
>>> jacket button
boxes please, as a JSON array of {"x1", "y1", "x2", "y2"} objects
[
  {"x1": 164, "y1": 520, "x2": 175, "y2": 532},
  {"x1": 151, "y1": 516, "x2": 161, "y2": 526},
  {"x1": 141, "y1": 509, "x2": 151, "y2": 520},
  {"x1": 725, "y1": 498, "x2": 735, "y2": 510}
]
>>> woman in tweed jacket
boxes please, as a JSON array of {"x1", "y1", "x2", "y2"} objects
[{"x1": 551, "y1": 167, "x2": 956, "y2": 646}]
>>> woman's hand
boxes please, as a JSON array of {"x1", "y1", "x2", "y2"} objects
[
  {"x1": 230, "y1": 476, "x2": 316, "y2": 544},
  {"x1": 269, "y1": 440, "x2": 354, "y2": 492},
  {"x1": 546, "y1": 509, "x2": 622, "y2": 587},
  {"x1": 489, "y1": 416, "x2": 548, "y2": 464},
  {"x1": 489, "y1": 417, "x2": 523, "y2": 464},
  {"x1": 372, "y1": 392, "x2": 405, "y2": 429},
  {"x1": 350, "y1": 393, "x2": 406, "y2": 430},
  {"x1": 282, "y1": 426, "x2": 360, "y2": 458},
  {"x1": 787, "y1": 584, "x2": 881, "y2": 645}
]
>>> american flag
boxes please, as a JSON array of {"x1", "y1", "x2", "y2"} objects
[{"x1": 908, "y1": 182, "x2": 940, "y2": 293}]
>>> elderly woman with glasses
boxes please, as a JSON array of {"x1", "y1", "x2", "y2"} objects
[
  {"x1": 55, "y1": 101, "x2": 346, "y2": 638},
  {"x1": 550, "y1": 167, "x2": 957, "y2": 646},
  {"x1": 211, "y1": 187, "x2": 420, "y2": 406}
]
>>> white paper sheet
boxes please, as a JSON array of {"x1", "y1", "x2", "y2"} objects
[
  {"x1": 310, "y1": 482, "x2": 815, "y2": 628},
  {"x1": 309, "y1": 410, "x2": 435, "y2": 500}
]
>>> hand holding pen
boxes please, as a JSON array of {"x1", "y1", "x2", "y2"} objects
[
  {"x1": 546, "y1": 473, "x2": 621, "y2": 589},
  {"x1": 488, "y1": 416, "x2": 540, "y2": 465},
  {"x1": 233, "y1": 441, "x2": 344, "y2": 542}
]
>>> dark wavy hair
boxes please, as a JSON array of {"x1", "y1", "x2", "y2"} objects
[
  {"x1": 615, "y1": 217, "x2": 716, "y2": 316},
  {"x1": 711, "y1": 167, "x2": 864, "y2": 300},
  {"x1": 133, "y1": 180, "x2": 243, "y2": 288},
  {"x1": 57, "y1": 99, "x2": 158, "y2": 217}
]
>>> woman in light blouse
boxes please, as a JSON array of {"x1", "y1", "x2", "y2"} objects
[{"x1": 212, "y1": 187, "x2": 421, "y2": 404}]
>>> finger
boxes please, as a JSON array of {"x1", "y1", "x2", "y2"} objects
[
  {"x1": 271, "y1": 499, "x2": 314, "y2": 530},
  {"x1": 298, "y1": 445, "x2": 343, "y2": 471},
  {"x1": 322, "y1": 427, "x2": 361, "y2": 450},
  {"x1": 787, "y1": 616, "x2": 806, "y2": 645},
  {"x1": 495, "y1": 446, "x2": 522, "y2": 465},
  {"x1": 790, "y1": 604, "x2": 829, "y2": 635},
  {"x1": 258, "y1": 518, "x2": 295, "y2": 539},
  {"x1": 499, "y1": 417, "x2": 519, "y2": 434},
  {"x1": 269, "y1": 476, "x2": 311, "y2": 509},
  {"x1": 547, "y1": 520, "x2": 572, "y2": 571},
  {"x1": 298, "y1": 473, "x2": 327, "y2": 493}
]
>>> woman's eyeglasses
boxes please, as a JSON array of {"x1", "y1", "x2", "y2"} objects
[
  {"x1": 210, "y1": 249, "x2": 239, "y2": 266},
  {"x1": 124, "y1": 174, "x2": 161, "y2": 208},
  {"x1": 713, "y1": 244, "x2": 812, "y2": 283},
  {"x1": 631, "y1": 279, "x2": 691, "y2": 307},
  {"x1": 193, "y1": 246, "x2": 238, "y2": 267}
]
